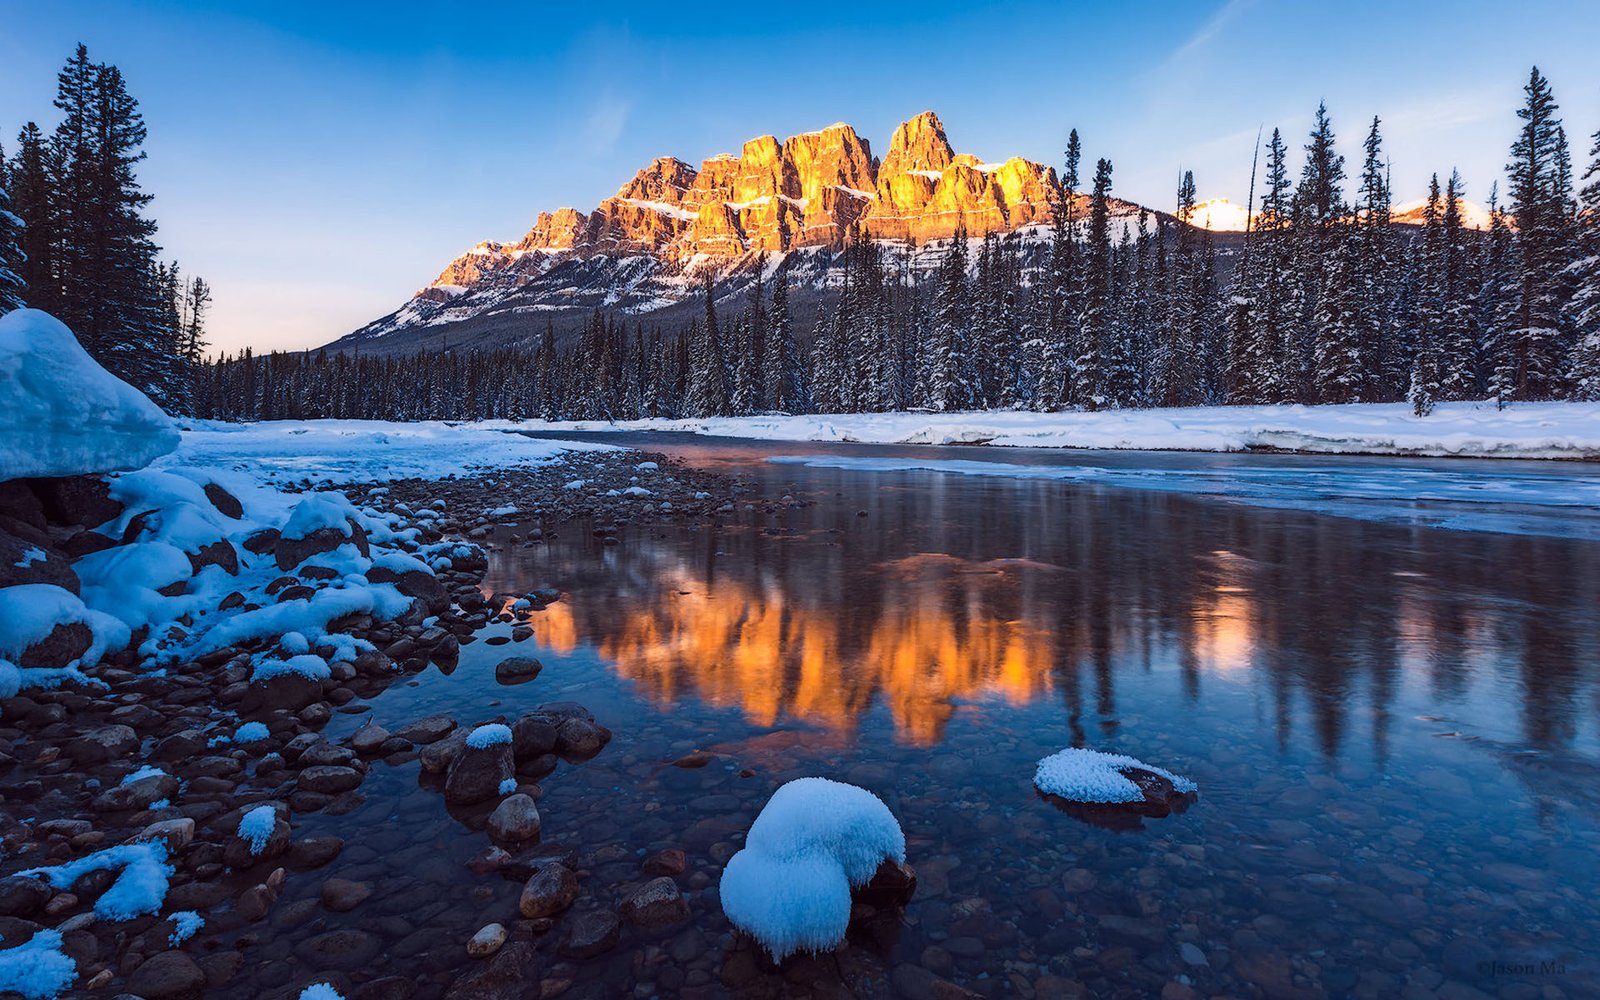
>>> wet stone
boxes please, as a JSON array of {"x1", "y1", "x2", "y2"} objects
[
  {"x1": 620, "y1": 876, "x2": 690, "y2": 930},
  {"x1": 560, "y1": 909, "x2": 622, "y2": 960}
]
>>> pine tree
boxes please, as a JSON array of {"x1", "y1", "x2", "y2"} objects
[
  {"x1": 1312, "y1": 221, "x2": 1363, "y2": 402},
  {"x1": 1568, "y1": 119, "x2": 1600, "y2": 399},
  {"x1": 1504, "y1": 67, "x2": 1574, "y2": 399},
  {"x1": 1074, "y1": 158, "x2": 1116, "y2": 408},
  {"x1": 764, "y1": 255, "x2": 809, "y2": 412},
  {"x1": 687, "y1": 275, "x2": 732, "y2": 416},
  {"x1": 1353, "y1": 116, "x2": 1394, "y2": 400},
  {"x1": 8, "y1": 124, "x2": 56, "y2": 315},
  {"x1": 0, "y1": 144, "x2": 24, "y2": 314},
  {"x1": 930, "y1": 227, "x2": 976, "y2": 411},
  {"x1": 1038, "y1": 129, "x2": 1080, "y2": 410},
  {"x1": 1409, "y1": 176, "x2": 1445, "y2": 416},
  {"x1": 1241, "y1": 129, "x2": 1295, "y2": 403}
]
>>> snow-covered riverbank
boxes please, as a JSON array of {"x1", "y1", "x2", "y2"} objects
[{"x1": 501, "y1": 401, "x2": 1600, "y2": 460}]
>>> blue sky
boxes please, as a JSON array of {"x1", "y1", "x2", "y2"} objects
[{"x1": 3, "y1": 0, "x2": 1599, "y2": 353}]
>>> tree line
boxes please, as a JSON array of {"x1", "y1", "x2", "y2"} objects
[
  {"x1": 0, "y1": 45, "x2": 210, "y2": 413},
  {"x1": 201, "y1": 65, "x2": 1600, "y2": 422}
]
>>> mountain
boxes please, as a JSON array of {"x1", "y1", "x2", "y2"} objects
[{"x1": 325, "y1": 111, "x2": 1161, "y2": 356}]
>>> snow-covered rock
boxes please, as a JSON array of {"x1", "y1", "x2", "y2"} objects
[
  {"x1": 0, "y1": 309, "x2": 178, "y2": 481},
  {"x1": 20, "y1": 841, "x2": 173, "y2": 920},
  {"x1": 720, "y1": 777, "x2": 906, "y2": 960},
  {"x1": 1033, "y1": 748, "x2": 1196, "y2": 804}
]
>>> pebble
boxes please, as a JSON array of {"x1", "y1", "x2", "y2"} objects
[{"x1": 467, "y1": 922, "x2": 508, "y2": 959}]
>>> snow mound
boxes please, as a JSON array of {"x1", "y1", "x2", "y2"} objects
[
  {"x1": 299, "y1": 984, "x2": 346, "y2": 1000},
  {"x1": 720, "y1": 777, "x2": 905, "y2": 960},
  {"x1": 233, "y1": 721, "x2": 269, "y2": 744},
  {"x1": 0, "y1": 585, "x2": 130, "y2": 679},
  {"x1": 1033, "y1": 748, "x2": 1197, "y2": 803},
  {"x1": 168, "y1": 910, "x2": 204, "y2": 946},
  {"x1": 0, "y1": 308, "x2": 179, "y2": 480},
  {"x1": 20, "y1": 842, "x2": 172, "y2": 920},
  {"x1": 0, "y1": 928, "x2": 76, "y2": 999},
  {"x1": 466, "y1": 723, "x2": 512, "y2": 749},
  {"x1": 238, "y1": 805, "x2": 277, "y2": 855}
]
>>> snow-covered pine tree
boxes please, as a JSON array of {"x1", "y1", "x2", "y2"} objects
[
  {"x1": 764, "y1": 255, "x2": 809, "y2": 413},
  {"x1": 1438, "y1": 170, "x2": 1480, "y2": 399},
  {"x1": 1037, "y1": 129, "x2": 1080, "y2": 411},
  {"x1": 0, "y1": 145, "x2": 25, "y2": 314},
  {"x1": 1312, "y1": 221, "x2": 1363, "y2": 402},
  {"x1": 1408, "y1": 176, "x2": 1445, "y2": 416},
  {"x1": 1353, "y1": 117, "x2": 1394, "y2": 400},
  {"x1": 7, "y1": 124, "x2": 55, "y2": 316},
  {"x1": 1567, "y1": 121, "x2": 1600, "y2": 399},
  {"x1": 1504, "y1": 67, "x2": 1575, "y2": 399},
  {"x1": 930, "y1": 227, "x2": 976, "y2": 411},
  {"x1": 1241, "y1": 129, "x2": 1295, "y2": 403},
  {"x1": 1076, "y1": 158, "x2": 1115, "y2": 409},
  {"x1": 691, "y1": 278, "x2": 733, "y2": 417}
]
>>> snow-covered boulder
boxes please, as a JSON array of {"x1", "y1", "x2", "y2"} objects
[
  {"x1": 0, "y1": 309, "x2": 178, "y2": 481},
  {"x1": 1033, "y1": 747, "x2": 1197, "y2": 826},
  {"x1": 720, "y1": 777, "x2": 907, "y2": 960}
]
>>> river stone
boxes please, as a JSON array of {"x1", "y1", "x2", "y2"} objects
[
  {"x1": 560, "y1": 909, "x2": 621, "y2": 959},
  {"x1": 17, "y1": 619, "x2": 92, "y2": 669},
  {"x1": 854, "y1": 858, "x2": 917, "y2": 907},
  {"x1": 511, "y1": 714, "x2": 558, "y2": 757},
  {"x1": 398, "y1": 713, "x2": 456, "y2": 745},
  {"x1": 420, "y1": 726, "x2": 472, "y2": 773},
  {"x1": 518, "y1": 863, "x2": 579, "y2": 918},
  {"x1": 367, "y1": 562, "x2": 447, "y2": 615},
  {"x1": 555, "y1": 717, "x2": 611, "y2": 760},
  {"x1": 241, "y1": 672, "x2": 323, "y2": 713},
  {"x1": 487, "y1": 794, "x2": 541, "y2": 842},
  {"x1": 128, "y1": 951, "x2": 207, "y2": 999},
  {"x1": 494, "y1": 656, "x2": 542, "y2": 683},
  {"x1": 444, "y1": 741, "x2": 514, "y2": 806},
  {"x1": 444, "y1": 940, "x2": 536, "y2": 1000},
  {"x1": 0, "y1": 875, "x2": 51, "y2": 917},
  {"x1": 351, "y1": 720, "x2": 390, "y2": 754},
  {"x1": 298, "y1": 765, "x2": 364, "y2": 794},
  {"x1": 91, "y1": 771, "x2": 180, "y2": 811},
  {"x1": 321, "y1": 877, "x2": 372, "y2": 912},
  {"x1": 285, "y1": 836, "x2": 345, "y2": 870},
  {"x1": 621, "y1": 876, "x2": 690, "y2": 929},
  {"x1": 66, "y1": 724, "x2": 138, "y2": 763},
  {"x1": 294, "y1": 928, "x2": 383, "y2": 970},
  {"x1": 467, "y1": 922, "x2": 507, "y2": 958}
]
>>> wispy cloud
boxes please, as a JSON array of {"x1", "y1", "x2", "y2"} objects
[
  {"x1": 1162, "y1": 0, "x2": 1256, "y2": 69},
  {"x1": 581, "y1": 94, "x2": 632, "y2": 157}
]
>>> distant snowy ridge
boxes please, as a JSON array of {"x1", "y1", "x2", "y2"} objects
[{"x1": 502, "y1": 401, "x2": 1600, "y2": 460}]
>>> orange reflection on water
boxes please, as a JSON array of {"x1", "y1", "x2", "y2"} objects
[{"x1": 521, "y1": 552, "x2": 1060, "y2": 744}]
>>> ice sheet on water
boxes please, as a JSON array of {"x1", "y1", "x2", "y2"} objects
[{"x1": 765, "y1": 454, "x2": 1600, "y2": 540}]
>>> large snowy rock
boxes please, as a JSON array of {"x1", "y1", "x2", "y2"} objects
[
  {"x1": 0, "y1": 309, "x2": 179, "y2": 481},
  {"x1": 720, "y1": 777, "x2": 907, "y2": 961}
]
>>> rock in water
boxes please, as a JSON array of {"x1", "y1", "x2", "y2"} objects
[
  {"x1": 445, "y1": 725, "x2": 515, "y2": 805},
  {"x1": 0, "y1": 309, "x2": 179, "y2": 480},
  {"x1": 487, "y1": 794, "x2": 541, "y2": 842},
  {"x1": 518, "y1": 863, "x2": 578, "y2": 918},
  {"x1": 621, "y1": 877, "x2": 690, "y2": 929}
]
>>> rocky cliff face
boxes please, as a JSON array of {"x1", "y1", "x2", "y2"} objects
[
  {"x1": 333, "y1": 112, "x2": 1155, "y2": 352},
  {"x1": 484, "y1": 111, "x2": 1073, "y2": 264}
]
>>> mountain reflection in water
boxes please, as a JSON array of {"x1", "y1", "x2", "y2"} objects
[{"x1": 483, "y1": 466, "x2": 1598, "y2": 759}]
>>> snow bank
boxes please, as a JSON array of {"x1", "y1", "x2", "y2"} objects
[
  {"x1": 21, "y1": 842, "x2": 172, "y2": 920},
  {"x1": 0, "y1": 929, "x2": 76, "y2": 999},
  {"x1": 167, "y1": 418, "x2": 618, "y2": 485},
  {"x1": 0, "y1": 308, "x2": 178, "y2": 480},
  {"x1": 509, "y1": 401, "x2": 1600, "y2": 460},
  {"x1": 0, "y1": 585, "x2": 129, "y2": 682},
  {"x1": 1034, "y1": 748, "x2": 1197, "y2": 803},
  {"x1": 720, "y1": 777, "x2": 906, "y2": 960}
]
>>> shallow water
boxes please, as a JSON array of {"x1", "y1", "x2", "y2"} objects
[{"x1": 267, "y1": 437, "x2": 1600, "y2": 999}]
